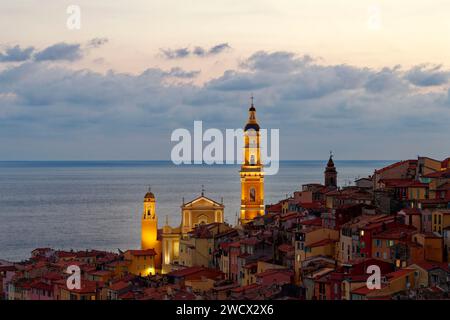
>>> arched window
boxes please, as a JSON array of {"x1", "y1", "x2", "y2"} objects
[
  {"x1": 250, "y1": 155, "x2": 256, "y2": 165},
  {"x1": 250, "y1": 188, "x2": 256, "y2": 202}
]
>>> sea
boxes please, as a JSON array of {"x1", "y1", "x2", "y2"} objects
[{"x1": 0, "y1": 160, "x2": 392, "y2": 261}]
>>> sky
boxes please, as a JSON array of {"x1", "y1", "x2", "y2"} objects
[{"x1": 0, "y1": 0, "x2": 449, "y2": 160}]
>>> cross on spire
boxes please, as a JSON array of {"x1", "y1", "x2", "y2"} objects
[{"x1": 329, "y1": 150, "x2": 333, "y2": 159}]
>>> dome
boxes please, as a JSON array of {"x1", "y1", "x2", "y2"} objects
[
  {"x1": 144, "y1": 191, "x2": 155, "y2": 200},
  {"x1": 244, "y1": 122, "x2": 260, "y2": 132}
]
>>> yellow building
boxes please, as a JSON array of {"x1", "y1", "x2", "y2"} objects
[
  {"x1": 161, "y1": 193, "x2": 225, "y2": 273},
  {"x1": 240, "y1": 98, "x2": 264, "y2": 224},
  {"x1": 432, "y1": 209, "x2": 450, "y2": 235},
  {"x1": 179, "y1": 222, "x2": 233, "y2": 268},
  {"x1": 124, "y1": 249, "x2": 157, "y2": 276},
  {"x1": 141, "y1": 189, "x2": 162, "y2": 271}
]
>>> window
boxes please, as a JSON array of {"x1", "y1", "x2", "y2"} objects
[
  {"x1": 250, "y1": 155, "x2": 256, "y2": 165},
  {"x1": 383, "y1": 252, "x2": 387, "y2": 259},
  {"x1": 249, "y1": 188, "x2": 256, "y2": 202}
]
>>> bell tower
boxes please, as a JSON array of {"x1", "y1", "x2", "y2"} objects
[
  {"x1": 240, "y1": 96, "x2": 265, "y2": 224},
  {"x1": 141, "y1": 188, "x2": 161, "y2": 271},
  {"x1": 324, "y1": 152, "x2": 337, "y2": 188}
]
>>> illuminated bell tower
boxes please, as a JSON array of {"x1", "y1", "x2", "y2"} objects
[
  {"x1": 240, "y1": 97, "x2": 265, "y2": 224},
  {"x1": 141, "y1": 188, "x2": 161, "y2": 271}
]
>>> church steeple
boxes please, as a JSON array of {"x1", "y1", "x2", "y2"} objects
[
  {"x1": 141, "y1": 188, "x2": 161, "y2": 272},
  {"x1": 244, "y1": 95, "x2": 260, "y2": 132},
  {"x1": 325, "y1": 151, "x2": 337, "y2": 188},
  {"x1": 240, "y1": 95, "x2": 265, "y2": 224}
]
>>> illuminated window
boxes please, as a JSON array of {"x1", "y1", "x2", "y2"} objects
[{"x1": 250, "y1": 188, "x2": 256, "y2": 202}]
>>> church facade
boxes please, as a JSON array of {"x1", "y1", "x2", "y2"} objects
[
  {"x1": 140, "y1": 190, "x2": 225, "y2": 274},
  {"x1": 140, "y1": 98, "x2": 264, "y2": 274}
]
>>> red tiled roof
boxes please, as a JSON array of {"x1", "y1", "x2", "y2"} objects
[
  {"x1": 386, "y1": 268, "x2": 415, "y2": 280},
  {"x1": 231, "y1": 283, "x2": 261, "y2": 293},
  {"x1": 373, "y1": 224, "x2": 417, "y2": 240},
  {"x1": 168, "y1": 266, "x2": 223, "y2": 280},
  {"x1": 423, "y1": 168, "x2": 450, "y2": 178},
  {"x1": 256, "y1": 269, "x2": 293, "y2": 278},
  {"x1": 30, "y1": 281, "x2": 53, "y2": 292},
  {"x1": 399, "y1": 208, "x2": 421, "y2": 215},
  {"x1": 300, "y1": 217, "x2": 322, "y2": 226},
  {"x1": 375, "y1": 160, "x2": 417, "y2": 174},
  {"x1": 380, "y1": 179, "x2": 427, "y2": 188},
  {"x1": 125, "y1": 249, "x2": 156, "y2": 256},
  {"x1": 441, "y1": 157, "x2": 450, "y2": 169},
  {"x1": 119, "y1": 291, "x2": 135, "y2": 300},
  {"x1": 240, "y1": 237, "x2": 261, "y2": 245},
  {"x1": 109, "y1": 280, "x2": 130, "y2": 292},
  {"x1": 278, "y1": 244, "x2": 294, "y2": 253},
  {"x1": 307, "y1": 239, "x2": 337, "y2": 248}
]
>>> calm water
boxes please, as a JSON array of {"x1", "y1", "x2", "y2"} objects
[{"x1": 0, "y1": 160, "x2": 392, "y2": 261}]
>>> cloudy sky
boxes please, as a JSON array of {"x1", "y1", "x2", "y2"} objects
[{"x1": 0, "y1": 0, "x2": 449, "y2": 160}]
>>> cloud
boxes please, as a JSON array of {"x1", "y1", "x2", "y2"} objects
[
  {"x1": 34, "y1": 43, "x2": 83, "y2": 62},
  {"x1": 241, "y1": 51, "x2": 314, "y2": 72},
  {"x1": 160, "y1": 43, "x2": 231, "y2": 59},
  {"x1": 87, "y1": 38, "x2": 109, "y2": 49},
  {"x1": 194, "y1": 43, "x2": 231, "y2": 57},
  {"x1": 0, "y1": 45, "x2": 35, "y2": 62},
  {"x1": 404, "y1": 64, "x2": 450, "y2": 87},
  {"x1": 0, "y1": 49, "x2": 449, "y2": 160},
  {"x1": 163, "y1": 67, "x2": 200, "y2": 78},
  {"x1": 160, "y1": 47, "x2": 190, "y2": 59}
]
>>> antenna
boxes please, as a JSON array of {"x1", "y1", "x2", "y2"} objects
[{"x1": 201, "y1": 184, "x2": 205, "y2": 196}]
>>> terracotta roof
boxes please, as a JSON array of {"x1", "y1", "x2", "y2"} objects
[
  {"x1": 380, "y1": 179, "x2": 427, "y2": 188},
  {"x1": 125, "y1": 249, "x2": 156, "y2": 256},
  {"x1": 399, "y1": 208, "x2": 422, "y2": 215},
  {"x1": 423, "y1": 168, "x2": 450, "y2": 178},
  {"x1": 373, "y1": 225, "x2": 417, "y2": 240},
  {"x1": 109, "y1": 280, "x2": 130, "y2": 292},
  {"x1": 385, "y1": 268, "x2": 415, "y2": 280},
  {"x1": 168, "y1": 266, "x2": 223, "y2": 280},
  {"x1": 256, "y1": 269, "x2": 293, "y2": 278},
  {"x1": 240, "y1": 237, "x2": 261, "y2": 245},
  {"x1": 278, "y1": 244, "x2": 294, "y2": 253},
  {"x1": 300, "y1": 217, "x2": 322, "y2": 226},
  {"x1": 375, "y1": 160, "x2": 417, "y2": 174},
  {"x1": 307, "y1": 239, "x2": 337, "y2": 248}
]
